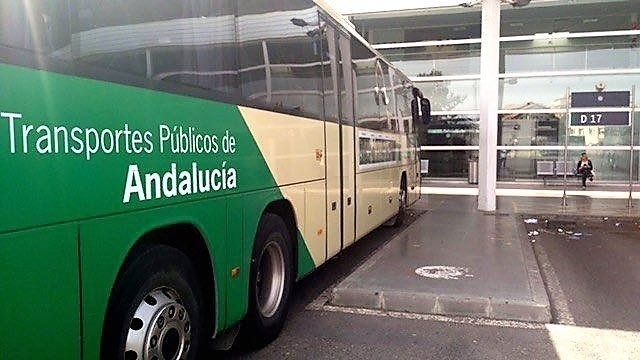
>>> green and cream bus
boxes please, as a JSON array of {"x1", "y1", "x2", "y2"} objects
[{"x1": 0, "y1": 1, "x2": 429, "y2": 358}]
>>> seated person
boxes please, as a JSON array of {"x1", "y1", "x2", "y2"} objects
[{"x1": 576, "y1": 152, "x2": 594, "y2": 189}]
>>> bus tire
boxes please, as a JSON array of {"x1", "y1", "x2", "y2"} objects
[
  {"x1": 102, "y1": 245, "x2": 203, "y2": 360},
  {"x1": 239, "y1": 213, "x2": 293, "y2": 348}
]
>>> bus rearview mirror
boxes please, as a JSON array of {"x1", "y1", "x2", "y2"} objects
[{"x1": 420, "y1": 98, "x2": 431, "y2": 126}]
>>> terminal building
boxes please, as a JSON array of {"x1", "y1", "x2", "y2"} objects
[{"x1": 339, "y1": 0, "x2": 639, "y2": 209}]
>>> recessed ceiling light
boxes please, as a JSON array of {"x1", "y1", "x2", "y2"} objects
[
  {"x1": 582, "y1": 18, "x2": 599, "y2": 23},
  {"x1": 509, "y1": 22, "x2": 524, "y2": 27}
]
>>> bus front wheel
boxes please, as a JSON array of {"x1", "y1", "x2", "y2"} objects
[
  {"x1": 102, "y1": 245, "x2": 203, "y2": 360},
  {"x1": 239, "y1": 213, "x2": 293, "y2": 348}
]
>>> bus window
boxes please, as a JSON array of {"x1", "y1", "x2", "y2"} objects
[
  {"x1": 237, "y1": 0, "x2": 323, "y2": 120},
  {"x1": 69, "y1": 0, "x2": 239, "y2": 97},
  {"x1": 351, "y1": 38, "x2": 380, "y2": 130},
  {"x1": 0, "y1": 1, "x2": 70, "y2": 55}
]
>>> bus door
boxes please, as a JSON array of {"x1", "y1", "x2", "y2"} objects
[{"x1": 324, "y1": 21, "x2": 355, "y2": 259}]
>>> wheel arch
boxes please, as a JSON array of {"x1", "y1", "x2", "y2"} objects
[{"x1": 102, "y1": 223, "x2": 218, "y2": 345}]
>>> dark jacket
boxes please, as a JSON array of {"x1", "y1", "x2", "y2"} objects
[{"x1": 576, "y1": 159, "x2": 593, "y2": 174}]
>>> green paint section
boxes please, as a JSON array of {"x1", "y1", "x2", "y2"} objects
[
  {"x1": 0, "y1": 225, "x2": 80, "y2": 359},
  {"x1": 0, "y1": 63, "x2": 320, "y2": 357},
  {"x1": 296, "y1": 230, "x2": 317, "y2": 280},
  {"x1": 0, "y1": 64, "x2": 280, "y2": 357},
  {"x1": 0, "y1": 63, "x2": 278, "y2": 234},
  {"x1": 80, "y1": 202, "x2": 228, "y2": 360}
]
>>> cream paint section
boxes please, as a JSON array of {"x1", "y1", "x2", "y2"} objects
[
  {"x1": 342, "y1": 124, "x2": 356, "y2": 248},
  {"x1": 240, "y1": 107, "x2": 327, "y2": 266},
  {"x1": 546, "y1": 324, "x2": 640, "y2": 359},
  {"x1": 401, "y1": 134, "x2": 421, "y2": 206},
  {"x1": 277, "y1": 180, "x2": 326, "y2": 266},
  {"x1": 356, "y1": 166, "x2": 400, "y2": 240},
  {"x1": 239, "y1": 106, "x2": 325, "y2": 185},
  {"x1": 326, "y1": 122, "x2": 342, "y2": 259}
]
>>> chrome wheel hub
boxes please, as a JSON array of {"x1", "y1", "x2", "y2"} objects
[
  {"x1": 256, "y1": 240, "x2": 285, "y2": 318},
  {"x1": 125, "y1": 288, "x2": 191, "y2": 360}
]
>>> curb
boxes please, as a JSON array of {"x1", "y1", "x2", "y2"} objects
[{"x1": 331, "y1": 288, "x2": 551, "y2": 323}]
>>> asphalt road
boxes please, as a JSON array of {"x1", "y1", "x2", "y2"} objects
[
  {"x1": 528, "y1": 216, "x2": 640, "y2": 331},
  {"x1": 206, "y1": 211, "x2": 640, "y2": 359}
]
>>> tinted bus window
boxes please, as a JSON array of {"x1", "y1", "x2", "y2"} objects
[
  {"x1": 0, "y1": 1, "x2": 70, "y2": 54},
  {"x1": 237, "y1": 0, "x2": 323, "y2": 119},
  {"x1": 351, "y1": 38, "x2": 381, "y2": 130},
  {"x1": 70, "y1": 0, "x2": 238, "y2": 97}
]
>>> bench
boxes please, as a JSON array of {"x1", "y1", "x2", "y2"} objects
[
  {"x1": 536, "y1": 160, "x2": 555, "y2": 185},
  {"x1": 536, "y1": 160, "x2": 575, "y2": 185}
]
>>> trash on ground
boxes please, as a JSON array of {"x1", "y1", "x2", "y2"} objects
[
  {"x1": 603, "y1": 217, "x2": 609, "y2": 221},
  {"x1": 524, "y1": 218, "x2": 538, "y2": 224},
  {"x1": 530, "y1": 239, "x2": 536, "y2": 243},
  {"x1": 615, "y1": 222, "x2": 622, "y2": 227},
  {"x1": 527, "y1": 230, "x2": 540, "y2": 237},
  {"x1": 558, "y1": 228, "x2": 564, "y2": 233},
  {"x1": 574, "y1": 232, "x2": 583, "y2": 236}
]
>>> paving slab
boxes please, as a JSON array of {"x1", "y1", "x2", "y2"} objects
[{"x1": 330, "y1": 195, "x2": 552, "y2": 323}]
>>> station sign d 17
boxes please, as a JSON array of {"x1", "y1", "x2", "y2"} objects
[{"x1": 570, "y1": 112, "x2": 630, "y2": 126}]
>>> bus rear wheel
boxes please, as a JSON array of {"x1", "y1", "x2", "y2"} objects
[
  {"x1": 238, "y1": 213, "x2": 293, "y2": 348},
  {"x1": 102, "y1": 245, "x2": 203, "y2": 360}
]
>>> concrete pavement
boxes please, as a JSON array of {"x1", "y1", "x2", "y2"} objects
[
  {"x1": 329, "y1": 191, "x2": 639, "y2": 323},
  {"x1": 330, "y1": 195, "x2": 551, "y2": 322}
]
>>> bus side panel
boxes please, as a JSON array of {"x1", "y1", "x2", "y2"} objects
[
  {"x1": 0, "y1": 225, "x2": 80, "y2": 359},
  {"x1": 79, "y1": 200, "x2": 228, "y2": 360},
  {"x1": 407, "y1": 134, "x2": 421, "y2": 206},
  {"x1": 225, "y1": 194, "x2": 245, "y2": 327},
  {"x1": 238, "y1": 106, "x2": 326, "y2": 274},
  {"x1": 355, "y1": 167, "x2": 400, "y2": 240}
]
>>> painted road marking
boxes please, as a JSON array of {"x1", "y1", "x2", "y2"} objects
[
  {"x1": 414, "y1": 265, "x2": 474, "y2": 280},
  {"x1": 310, "y1": 302, "x2": 640, "y2": 360}
]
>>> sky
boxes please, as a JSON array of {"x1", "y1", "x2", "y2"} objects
[{"x1": 323, "y1": 0, "x2": 464, "y2": 14}]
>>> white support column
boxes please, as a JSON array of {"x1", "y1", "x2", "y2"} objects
[{"x1": 478, "y1": 0, "x2": 501, "y2": 212}]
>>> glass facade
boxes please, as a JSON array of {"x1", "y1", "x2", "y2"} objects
[{"x1": 352, "y1": 0, "x2": 640, "y2": 183}]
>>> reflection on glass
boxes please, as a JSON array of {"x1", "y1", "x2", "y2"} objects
[
  {"x1": 502, "y1": 37, "x2": 640, "y2": 73},
  {"x1": 381, "y1": 45, "x2": 481, "y2": 77},
  {"x1": 568, "y1": 125, "x2": 632, "y2": 146},
  {"x1": 70, "y1": 0, "x2": 239, "y2": 96},
  {"x1": 423, "y1": 115, "x2": 479, "y2": 146},
  {"x1": 421, "y1": 150, "x2": 477, "y2": 178},
  {"x1": 498, "y1": 150, "x2": 637, "y2": 182},
  {"x1": 417, "y1": 80, "x2": 478, "y2": 111},
  {"x1": 237, "y1": 0, "x2": 323, "y2": 117},
  {"x1": 0, "y1": 1, "x2": 70, "y2": 54},
  {"x1": 568, "y1": 149, "x2": 634, "y2": 182},
  {"x1": 500, "y1": 74, "x2": 640, "y2": 110},
  {"x1": 499, "y1": 113, "x2": 564, "y2": 146},
  {"x1": 498, "y1": 150, "x2": 560, "y2": 181}
]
